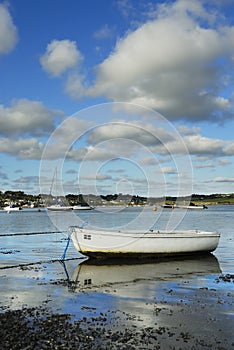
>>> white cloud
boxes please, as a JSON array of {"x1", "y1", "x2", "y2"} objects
[
  {"x1": 0, "y1": 3, "x2": 18, "y2": 55},
  {"x1": 116, "y1": 0, "x2": 134, "y2": 18},
  {"x1": 40, "y1": 40, "x2": 83, "y2": 77},
  {"x1": 153, "y1": 134, "x2": 234, "y2": 160},
  {"x1": 80, "y1": 173, "x2": 112, "y2": 181},
  {"x1": 13, "y1": 176, "x2": 39, "y2": 184},
  {"x1": 177, "y1": 125, "x2": 201, "y2": 136},
  {"x1": 205, "y1": 177, "x2": 234, "y2": 183},
  {"x1": 41, "y1": 117, "x2": 94, "y2": 160},
  {"x1": 140, "y1": 157, "x2": 159, "y2": 166},
  {"x1": 69, "y1": 0, "x2": 234, "y2": 123},
  {"x1": 163, "y1": 134, "x2": 233, "y2": 157},
  {"x1": 0, "y1": 137, "x2": 44, "y2": 159},
  {"x1": 0, "y1": 99, "x2": 62, "y2": 137},
  {"x1": 194, "y1": 162, "x2": 215, "y2": 169},
  {"x1": 157, "y1": 0, "x2": 217, "y2": 24},
  {"x1": 161, "y1": 166, "x2": 177, "y2": 174},
  {"x1": 224, "y1": 142, "x2": 234, "y2": 155},
  {"x1": 218, "y1": 159, "x2": 231, "y2": 166},
  {"x1": 184, "y1": 135, "x2": 225, "y2": 155},
  {"x1": 65, "y1": 72, "x2": 86, "y2": 99},
  {"x1": 43, "y1": 116, "x2": 234, "y2": 162},
  {"x1": 68, "y1": 146, "x2": 115, "y2": 162},
  {"x1": 107, "y1": 168, "x2": 126, "y2": 174},
  {"x1": 94, "y1": 24, "x2": 113, "y2": 39},
  {"x1": 87, "y1": 121, "x2": 170, "y2": 147}
]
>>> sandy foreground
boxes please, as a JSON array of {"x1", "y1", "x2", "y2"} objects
[{"x1": 0, "y1": 257, "x2": 233, "y2": 350}]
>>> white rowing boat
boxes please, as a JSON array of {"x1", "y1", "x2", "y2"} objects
[{"x1": 69, "y1": 227, "x2": 220, "y2": 259}]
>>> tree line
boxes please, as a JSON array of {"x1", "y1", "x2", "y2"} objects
[{"x1": 0, "y1": 190, "x2": 233, "y2": 208}]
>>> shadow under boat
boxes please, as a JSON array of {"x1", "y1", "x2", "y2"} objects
[{"x1": 62, "y1": 254, "x2": 221, "y2": 292}]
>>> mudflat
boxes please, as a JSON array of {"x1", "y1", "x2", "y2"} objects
[{"x1": 0, "y1": 257, "x2": 233, "y2": 350}]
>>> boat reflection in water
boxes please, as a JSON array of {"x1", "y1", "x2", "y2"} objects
[{"x1": 67, "y1": 254, "x2": 221, "y2": 292}]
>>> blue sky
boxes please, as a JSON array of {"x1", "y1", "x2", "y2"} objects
[{"x1": 0, "y1": 0, "x2": 234, "y2": 198}]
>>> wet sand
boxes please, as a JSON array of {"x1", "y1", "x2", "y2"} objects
[{"x1": 0, "y1": 256, "x2": 234, "y2": 350}]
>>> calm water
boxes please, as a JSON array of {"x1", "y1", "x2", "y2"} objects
[{"x1": 0, "y1": 205, "x2": 233, "y2": 272}]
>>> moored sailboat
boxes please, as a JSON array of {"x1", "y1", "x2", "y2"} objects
[{"x1": 46, "y1": 168, "x2": 72, "y2": 211}]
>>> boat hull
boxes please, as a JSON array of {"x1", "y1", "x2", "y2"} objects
[
  {"x1": 70, "y1": 228, "x2": 220, "y2": 259},
  {"x1": 73, "y1": 206, "x2": 93, "y2": 210},
  {"x1": 47, "y1": 205, "x2": 73, "y2": 211},
  {"x1": 177, "y1": 205, "x2": 207, "y2": 210},
  {"x1": 4, "y1": 206, "x2": 22, "y2": 211}
]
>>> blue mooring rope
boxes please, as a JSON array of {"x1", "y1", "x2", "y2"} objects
[
  {"x1": 61, "y1": 233, "x2": 71, "y2": 261},
  {"x1": 60, "y1": 221, "x2": 88, "y2": 261}
]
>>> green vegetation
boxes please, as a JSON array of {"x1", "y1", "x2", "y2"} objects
[
  {"x1": 0, "y1": 191, "x2": 41, "y2": 208},
  {"x1": 0, "y1": 191, "x2": 233, "y2": 209},
  {"x1": 164, "y1": 193, "x2": 234, "y2": 205}
]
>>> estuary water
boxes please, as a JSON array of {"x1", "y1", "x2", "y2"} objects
[
  {"x1": 0, "y1": 205, "x2": 233, "y2": 272},
  {"x1": 0, "y1": 205, "x2": 233, "y2": 349}
]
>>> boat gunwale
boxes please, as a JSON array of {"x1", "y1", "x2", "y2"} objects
[{"x1": 70, "y1": 227, "x2": 220, "y2": 238}]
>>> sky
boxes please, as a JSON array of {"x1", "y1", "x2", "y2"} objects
[{"x1": 0, "y1": 0, "x2": 234, "y2": 199}]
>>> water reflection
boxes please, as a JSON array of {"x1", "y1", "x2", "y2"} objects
[{"x1": 66, "y1": 254, "x2": 221, "y2": 293}]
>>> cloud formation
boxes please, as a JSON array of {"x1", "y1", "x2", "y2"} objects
[
  {"x1": 0, "y1": 3, "x2": 18, "y2": 55},
  {"x1": 40, "y1": 40, "x2": 83, "y2": 77},
  {"x1": 0, "y1": 99, "x2": 62, "y2": 137},
  {"x1": 0, "y1": 137, "x2": 44, "y2": 159},
  {"x1": 38, "y1": 115, "x2": 234, "y2": 167},
  {"x1": 64, "y1": 0, "x2": 234, "y2": 123},
  {"x1": 94, "y1": 24, "x2": 113, "y2": 40}
]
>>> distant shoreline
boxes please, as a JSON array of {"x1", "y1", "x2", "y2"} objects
[{"x1": 0, "y1": 191, "x2": 233, "y2": 209}]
